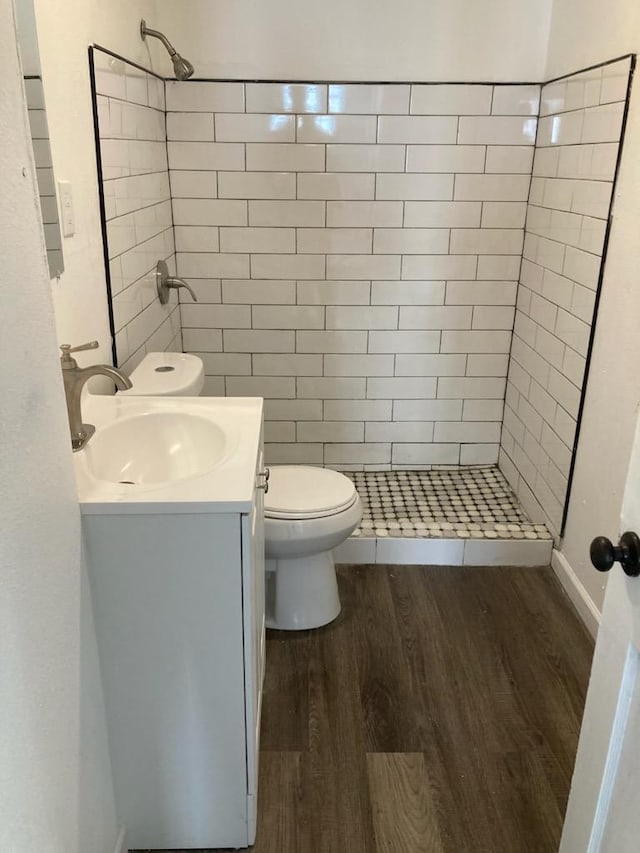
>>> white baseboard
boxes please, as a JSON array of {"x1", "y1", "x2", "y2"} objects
[
  {"x1": 113, "y1": 826, "x2": 127, "y2": 853},
  {"x1": 551, "y1": 549, "x2": 600, "y2": 639}
]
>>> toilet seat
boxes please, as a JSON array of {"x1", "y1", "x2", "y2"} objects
[
  {"x1": 265, "y1": 493, "x2": 358, "y2": 521},
  {"x1": 264, "y1": 465, "x2": 357, "y2": 520}
]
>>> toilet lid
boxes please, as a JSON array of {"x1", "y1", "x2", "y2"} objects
[
  {"x1": 264, "y1": 466, "x2": 358, "y2": 519},
  {"x1": 121, "y1": 352, "x2": 203, "y2": 396}
]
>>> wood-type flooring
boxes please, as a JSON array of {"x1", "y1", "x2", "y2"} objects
[{"x1": 143, "y1": 564, "x2": 595, "y2": 853}]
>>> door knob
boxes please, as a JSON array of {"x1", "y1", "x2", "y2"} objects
[{"x1": 590, "y1": 532, "x2": 640, "y2": 577}]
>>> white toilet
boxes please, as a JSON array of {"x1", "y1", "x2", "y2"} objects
[
  {"x1": 264, "y1": 465, "x2": 362, "y2": 631},
  {"x1": 123, "y1": 351, "x2": 362, "y2": 631}
]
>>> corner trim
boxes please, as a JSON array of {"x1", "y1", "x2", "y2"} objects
[
  {"x1": 551, "y1": 549, "x2": 600, "y2": 639},
  {"x1": 113, "y1": 826, "x2": 127, "y2": 853}
]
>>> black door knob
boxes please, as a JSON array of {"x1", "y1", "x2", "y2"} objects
[{"x1": 590, "y1": 532, "x2": 640, "y2": 577}]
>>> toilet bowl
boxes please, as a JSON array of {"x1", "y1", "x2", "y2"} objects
[
  {"x1": 124, "y1": 353, "x2": 362, "y2": 631},
  {"x1": 120, "y1": 351, "x2": 204, "y2": 396},
  {"x1": 264, "y1": 466, "x2": 362, "y2": 631}
]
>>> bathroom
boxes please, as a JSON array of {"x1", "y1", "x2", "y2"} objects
[{"x1": 3, "y1": 0, "x2": 640, "y2": 850}]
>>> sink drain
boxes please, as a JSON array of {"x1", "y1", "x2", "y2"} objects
[
  {"x1": 119, "y1": 480, "x2": 136, "y2": 485},
  {"x1": 154, "y1": 365, "x2": 175, "y2": 372}
]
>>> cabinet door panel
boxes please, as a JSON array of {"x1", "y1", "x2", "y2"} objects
[{"x1": 85, "y1": 512, "x2": 248, "y2": 849}]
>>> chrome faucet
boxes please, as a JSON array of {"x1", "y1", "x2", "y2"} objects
[{"x1": 60, "y1": 341, "x2": 132, "y2": 451}]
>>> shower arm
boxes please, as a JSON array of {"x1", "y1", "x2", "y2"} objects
[{"x1": 140, "y1": 20, "x2": 178, "y2": 57}]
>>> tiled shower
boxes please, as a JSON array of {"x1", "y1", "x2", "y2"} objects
[
  {"x1": 500, "y1": 60, "x2": 630, "y2": 534},
  {"x1": 92, "y1": 48, "x2": 632, "y2": 561},
  {"x1": 165, "y1": 79, "x2": 536, "y2": 477}
]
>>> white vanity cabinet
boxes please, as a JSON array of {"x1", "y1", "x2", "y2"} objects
[{"x1": 81, "y1": 403, "x2": 266, "y2": 850}]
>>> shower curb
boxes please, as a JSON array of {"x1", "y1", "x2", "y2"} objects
[{"x1": 336, "y1": 534, "x2": 552, "y2": 567}]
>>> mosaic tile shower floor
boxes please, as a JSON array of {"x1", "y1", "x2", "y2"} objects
[{"x1": 347, "y1": 466, "x2": 551, "y2": 541}]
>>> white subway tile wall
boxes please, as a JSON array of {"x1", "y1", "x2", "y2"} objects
[
  {"x1": 93, "y1": 49, "x2": 181, "y2": 372},
  {"x1": 166, "y1": 80, "x2": 540, "y2": 468},
  {"x1": 25, "y1": 77, "x2": 63, "y2": 276},
  {"x1": 499, "y1": 58, "x2": 631, "y2": 536}
]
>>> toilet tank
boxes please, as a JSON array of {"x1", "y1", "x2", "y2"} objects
[{"x1": 120, "y1": 352, "x2": 205, "y2": 396}]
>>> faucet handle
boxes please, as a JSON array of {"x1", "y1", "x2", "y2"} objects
[
  {"x1": 60, "y1": 341, "x2": 99, "y2": 355},
  {"x1": 60, "y1": 341, "x2": 99, "y2": 366}
]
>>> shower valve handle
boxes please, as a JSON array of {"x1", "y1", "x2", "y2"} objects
[
  {"x1": 155, "y1": 259, "x2": 198, "y2": 303},
  {"x1": 165, "y1": 276, "x2": 198, "y2": 302},
  {"x1": 590, "y1": 532, "x2": 640, "y2": 577}
]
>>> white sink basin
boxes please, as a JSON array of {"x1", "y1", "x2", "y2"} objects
[
  {"x1": 74, "y1": 395, "x2": 263, "y2": 514},
  {"x1": 84, "y1": 411, "x2": 228, "y2": 486}
]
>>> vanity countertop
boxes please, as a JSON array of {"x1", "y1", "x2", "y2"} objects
[{"x1": 74, "y1": 394, "x2": 263, "y2": 515}]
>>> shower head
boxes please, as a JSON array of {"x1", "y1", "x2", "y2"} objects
[
  {"x1": 140, "y1": 19, "x2": 194, "y2": 81},
  {"x1": 171, "y1": 52, "x2": 195, "y2": 82}
]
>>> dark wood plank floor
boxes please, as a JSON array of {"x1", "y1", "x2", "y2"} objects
[{"x1": 145, "y1": 564, "x2": 594, "y2": 853}]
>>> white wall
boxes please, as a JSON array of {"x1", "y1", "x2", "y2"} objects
[
  {"x1": 546, "y1": 0, "x2": 640, "y2": 79},
  {"x1": 545, "y1": 0, "x2": 640, "y2": 616},
  {"x1": 31, "y1": 0, "x2": 171, "y2": 368},
  {"x1": 0, "y1": 1, "x2": 117, "y2": 851},
  {"x1": 155, "y1": 0, "x2": 552, "y2": 82}
]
